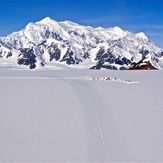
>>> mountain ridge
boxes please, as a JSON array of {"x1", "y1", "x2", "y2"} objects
[{"x1": 0, "y1": 17, "x2": 163, "y2": 69}]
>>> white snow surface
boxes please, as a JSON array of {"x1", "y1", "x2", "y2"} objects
[{"x1": 0, "y1": 69, "x2": 163, "y2": 162}]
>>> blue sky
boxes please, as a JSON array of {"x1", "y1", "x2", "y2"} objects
[{"x1": 0, "y1": 0, "x2": 163, "y2": 47}]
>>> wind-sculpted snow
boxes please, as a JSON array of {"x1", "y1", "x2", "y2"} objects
[
  {"x1": 0, "y1": 17, "x2": 163, "y2": 69},
  {"x1": 0, "y1": 69, "x2": 163, "y2": 162}
]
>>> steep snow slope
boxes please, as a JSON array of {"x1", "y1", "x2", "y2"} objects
[
  {"x1": 0, "y1": 17, "x2": 163, "y2": 69},
  {"x1": 0, "y1": 69, "x2": 163, "y2": 162}
]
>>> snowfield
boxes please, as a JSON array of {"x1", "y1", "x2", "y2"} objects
[{"x1": 0, "y1": 69, "x2": 163, "y2": 162}]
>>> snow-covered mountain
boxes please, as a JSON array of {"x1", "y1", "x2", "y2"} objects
[{"x1": 0, "y1": 17, "x2": 163, "y2": 69}]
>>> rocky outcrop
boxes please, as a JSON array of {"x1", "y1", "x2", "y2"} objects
[
  {"x1": 17, "y1": 48, "x2": 37, "y2": 69},
  {"x1": 128, "y1": 59, "x2": 158, "y2": 70}
]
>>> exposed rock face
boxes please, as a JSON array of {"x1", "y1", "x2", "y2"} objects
[
  {"x1": 0, "y1": 42, "x2": 12, "y2": 58},
  {"x1": 128, "y1": 59, "x2": 158, "y2": 70},
  {"x1": 17, "y1": 48, "x2": 37, "y2": 69},
  {"x1": 47, "y1": 44, "x2": 61, "y2": 61},
  {"x1": 60, "y1": 48, "x2": 82, "y2": 65},
  {"x1": 90, "y1": 64, "x2": 118, "y2": 70}
]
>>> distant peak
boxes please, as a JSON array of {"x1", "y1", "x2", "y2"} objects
[
  {"x1": 37, "y1": 17, "x2": 57, "y2": 24},
  {"x1": 109, "y1": 26, "x2": 127, "y2": 37},
  {"x1": 62, "y1": 20, "x2": 79, "y2": 26},
  {"x1": 96, "y1": 27, "x2": 104, "y2": 30},
  {"x1": 136, "y1": 32, "x2": 149, "y2": 41},
  {"x1": 112, "y1": 26, "x2": 124, "y2": 33}
]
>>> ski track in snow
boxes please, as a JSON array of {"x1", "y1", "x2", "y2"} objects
[
  {"x1": 91, "y1": 96, "x2": 110, "y2": 162},
  {"x1": 67, "y1": 79, "x2": 110, "y2": 162}
]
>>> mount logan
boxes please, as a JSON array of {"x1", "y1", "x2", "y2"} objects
[{"x1": 0, "y1": 17, "x2": 163, "y2": 70}]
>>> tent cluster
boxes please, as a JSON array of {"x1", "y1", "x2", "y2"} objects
[{"x1": 90, "y1": 76, "x2": 113, "y2": 81}]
